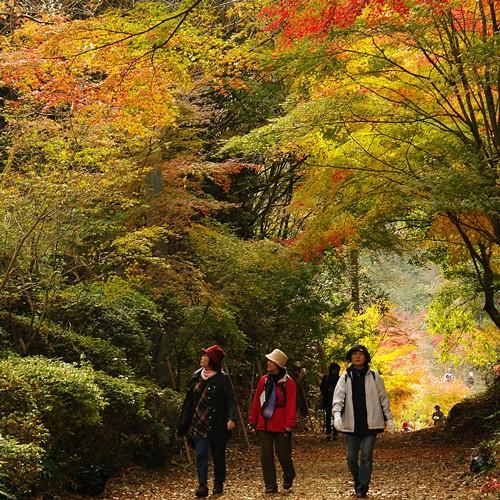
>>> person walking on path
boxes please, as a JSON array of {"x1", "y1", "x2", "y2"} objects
[
  {"x1": 332, "y1": 344, "x2": 395, "y2": 499},
  {"x1": 248, "y1": 348, "x2": 297, "y2": 494},
  {"x1": 320, "y1": 362, "x2": 341, "y2": 439},
  {"x1": 432, "y1": 404, "x2": 445, "y2": 427},
  {"x1": 177, "y1": 345, "x2": 237, "y2": 497}
]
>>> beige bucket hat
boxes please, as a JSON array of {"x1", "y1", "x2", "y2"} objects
[{"x1": 265, "y1": 348, "x2": 288, "y2": 369}]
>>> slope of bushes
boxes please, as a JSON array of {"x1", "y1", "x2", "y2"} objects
[
  {"x1": 446, "y1": 377, "x2": 500, "y2": 439},
  {"x1": 0, "y1": 357, "x2": 181, "y2": 498}
]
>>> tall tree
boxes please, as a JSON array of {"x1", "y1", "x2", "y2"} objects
[{"x1": 227, "y1": 0, "x2": 499, "y2": 326}]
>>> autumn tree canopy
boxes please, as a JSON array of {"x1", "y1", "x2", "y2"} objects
[
  {"x1": 223, "y1": 0, "x2": 499, "y2": 326},
  {"x1": 0, "y1": 0, "x2": 498, "y2": 496}
]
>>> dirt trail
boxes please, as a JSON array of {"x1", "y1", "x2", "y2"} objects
[{"x1": 85, "y1": 430, "x2": 497, "y2": 500}]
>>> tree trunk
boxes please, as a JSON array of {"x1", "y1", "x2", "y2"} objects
[
  {"x1": 448, "y1": 213, "x2": 500, "y2": 328},
  {"x1": 479, "y1": 244, "x2": 500, "y2": 328},
  {"x1": 349, "y1": 248, "x2": 360, "y2": 313}
]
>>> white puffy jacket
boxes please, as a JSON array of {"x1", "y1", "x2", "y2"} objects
[{"x1": 332, "y1": 369, "x2": 393, "y2": 433}]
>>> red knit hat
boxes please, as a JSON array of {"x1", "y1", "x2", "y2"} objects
[{"x1": 202, "y1": 345, "x2": 225, "y2": 367}]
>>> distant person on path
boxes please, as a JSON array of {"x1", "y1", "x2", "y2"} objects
[
  {"x1": 177, "y1": 345, "x2": 236, "y2": 498},
  {"x1": 444, "y1": 368, "x2": 454, "y2": 382},
  {"x1": 248, "y1": 348, "x2": 297, "y2": 494},
  {"x1": 320, "y1": 362, "x2": 341, "y2": 439},
  {"x1": 465, "y1": 371, "x2": 474, "y2": 387},
  {"x1": 332, "y1": 344, "x2": 395, "y2": 499},
  {"x1": 432, "y1": 404, "x2": 445, "y2": 427}
]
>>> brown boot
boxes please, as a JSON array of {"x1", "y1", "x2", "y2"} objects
[{"x1": 195, "y1": 484, "x2": 208, "y2": 497}]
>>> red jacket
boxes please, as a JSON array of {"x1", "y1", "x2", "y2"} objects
[{"x1": 249, "y1": 373, "x2": 297, "y2": 432}]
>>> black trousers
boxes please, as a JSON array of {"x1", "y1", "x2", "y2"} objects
[
  {"x1": 325, "y1": 406, "x2": 332, "y2": 434},
  {"x1": 258, "y1": 431, "x2": 295, "y2": 489},
  {"x1": 324, "y1": 407, "x2": 337, "y2": 436}
]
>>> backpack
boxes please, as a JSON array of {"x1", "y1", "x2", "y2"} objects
[
  {"x1": 344, "y1": 370, "x2": 376, "y2": 382},
  {"x1": 344, "y1": 369, "x2": 387, "y2": 421}
]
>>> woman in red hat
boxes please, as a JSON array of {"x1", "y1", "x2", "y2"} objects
[
  {"x1": 248, "y1": 348, "x2": 297, "y2": 494},
  {"x1": 178, "y1": 345, "x2": 237, "y2": 497}
]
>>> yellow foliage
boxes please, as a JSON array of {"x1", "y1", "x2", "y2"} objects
[{"x1": 398, "y1": 375, "x2": 469, "y2": 429}]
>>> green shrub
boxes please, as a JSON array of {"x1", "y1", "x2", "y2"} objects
[
  {"x1": 0, "y1": 357, "x2": 106, "y2": 461},
  {"x1": 36, "y1": 324, "x2": 131, "y2": 376},
  {"x1": 469, "y1": 432, "x2": 499, "y2": 474},
  {"x1": 0, "y1": 410, "x2": 49, "y2": 448},
  {"x1": 133, "y1": 384, "x2": 182, "y2": 467},
  {"x1": 0, "y1": 313, "x2": 131, "y2": 375},
  {"x1": 0, "y1": 356, "x2": 106, "y2": 495},
  {"x1": 88, "y1": 374, "x2": 182, "y2": 468},
  {"x1": 0, "y1": 325, "x2": 16, "y2": 360},
  {"x1": 0, "y1": 356, "x2": 182, "y2": 496},
  {"x1": 49, "y1": 277, "x2": 163, "y2": 374},
  {"x1": 0, "y1": 437, "x2": 45, "y2": 496}
]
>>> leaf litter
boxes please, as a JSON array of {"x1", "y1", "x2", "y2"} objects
[{"x1": 64, "y1": 429, "x2": 498, "y2": 499}]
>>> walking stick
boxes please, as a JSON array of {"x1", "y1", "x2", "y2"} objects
[
  {"x1": 223, "y1": 361, "x2": 251, "y2": 449},
  {"x1": 165, "y1": 358, "x2": 176, "y2": 389},
  {"x1": 301, "y1": 385, "x2": 316, "y2": 432},
  {"x1": 256, "y1": 357, "x2": 264, "y2": 377},
  {"x1": 248, "y1": 361, "x2": 256, "y2": 414},
  {"x1": 183, "y1": 437, "x2": 193, "y2": 464}
]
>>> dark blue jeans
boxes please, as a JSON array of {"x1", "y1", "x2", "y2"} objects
[
  {"x1": 193, "y1": 435, "x2": 227, "y2": 486},
  {"x1": 346, "y1": 434, "x2": 376, "y2": 495}
]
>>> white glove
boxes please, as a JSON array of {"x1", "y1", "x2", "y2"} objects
[
  {"x1": 333, "y1": 413, "x2": 342, "y2": 431},
  {"x1": 386, "y1": 419, "x2": 395, "y2": 433}
]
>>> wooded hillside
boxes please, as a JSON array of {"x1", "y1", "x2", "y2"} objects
[{"x1": 0, "y1": 0, "x2": 498, "y2": 497}]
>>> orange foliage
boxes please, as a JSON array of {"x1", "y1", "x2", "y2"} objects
[
  {"x1": 429, "y1": 213, "x2": 497, "y2": 263},
  {"x1": 0, "y1": 17, "x2": 183, "y2": 140},
  {"x1": 292, "y1": 220, "x2": 357, "y2": 261},
  {"x1": 144, "y1": 160, "x2": 257, "y2": 229},
  {"x1": 330, "y1": 168, "x2": 350, "y2": 184}
]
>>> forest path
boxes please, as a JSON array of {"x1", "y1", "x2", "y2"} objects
[{"x1": 88, "y1": 430, "x2": 497, "y2": 500}]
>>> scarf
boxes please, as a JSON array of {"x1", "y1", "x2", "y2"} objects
[
  {"x1": 348, "y1": 364, "x2": 370, "y2": 436},
  {"x1": 201, "y1": 368, "x2": 217, "y2": 380},
  {"x1": 189, "y1": 377, "x2": 211, "y2": 438},
  {"x1": 262, "y1": 369, "x2": 285, "y2": 419},
  {"x1": 351, "y1": 366, "x2": 368, "y2": 379}
]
